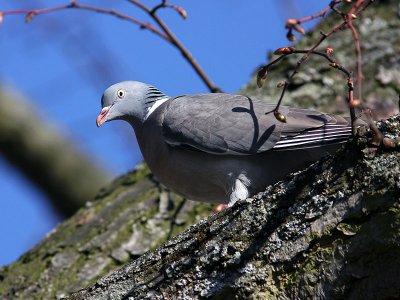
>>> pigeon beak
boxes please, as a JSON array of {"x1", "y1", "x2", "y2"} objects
[{"x1": 96, "y1": 105, "x2": 113, "y2": 127}]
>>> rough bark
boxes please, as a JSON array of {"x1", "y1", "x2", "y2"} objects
[
  {"x1": 67, "y1": 116, "x2": 400, "y2": 299},
  {"x1": 0, "y1": 0, "x2": 399, "y2": 299},
  {"x1": 0, "y1": 165, "x2": 214, "y2": 299},
  {"x1": 0, "y1": 88, "x2": 110, "y2": 216}
]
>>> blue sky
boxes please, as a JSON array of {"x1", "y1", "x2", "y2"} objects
[{"x1": 0, "y1": 0, "x2": 322, "y2": 266}]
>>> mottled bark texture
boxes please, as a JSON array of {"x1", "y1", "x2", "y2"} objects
[
  {"x1": 0, "y1": 165, "x2": 214, "y2": 299},
  {"x1": 0, "y1": 88, "x2": 110, "y2": 216},
  {"x1": 68, "y1": 116, "x2": 400, "y2": 300},
  {"x1": 1, "y1": 0, "x2": 399, "y2": 299}
]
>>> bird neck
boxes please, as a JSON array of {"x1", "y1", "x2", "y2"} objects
[
  {"x1": 142, "y1": 85, "x2": 169, "y2": 121},
  {"x1": 125, "y1": 95, "x2": 169, "y2": 130},
  {"x1": 144, "y1": 96, "x2": 169, "y2": 120},
  {"x1": 125, "y1": 85, "x2": 169, "y2": 129}
]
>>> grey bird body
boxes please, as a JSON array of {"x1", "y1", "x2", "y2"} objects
[{"x1": 97, "y1": 81, "x2": 357, "y2": 205}]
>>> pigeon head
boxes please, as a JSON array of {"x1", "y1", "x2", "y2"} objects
[{"x1": 96, "y1": 81, "x2": 167, "y2": 128}]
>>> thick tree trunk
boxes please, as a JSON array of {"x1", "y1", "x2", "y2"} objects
[
  {"x1": 68, "y1": 118, "x2": 400, "y2": 299},
  {"x1": 0, "y1": 0, "x2": 399, "y2": 299},
  {"x1": 0, "y1": 88, "x2": 110, "y2": 216},
  {"x1": 0, "y1": 165, "x2": 214, "y2": 299}
]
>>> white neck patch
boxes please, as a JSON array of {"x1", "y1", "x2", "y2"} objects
[{"x1": 145, "y1": 97, "x2": 169, "y2": 120}]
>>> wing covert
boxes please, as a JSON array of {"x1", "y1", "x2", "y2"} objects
[{"x1": 161, "y1": 93, "x2": 336, "y2": 155}]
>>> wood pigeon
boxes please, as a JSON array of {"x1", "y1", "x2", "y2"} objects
[{"x1": 96, "y1": 81, "x2": 359, "y2": 205}]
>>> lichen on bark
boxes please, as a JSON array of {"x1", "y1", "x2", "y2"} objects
[
  {"x1": 0, "y1": 164, "x2": 214, "y2": 299},
  {"x1": 69, "y1": 116, "x2": 400, "y2": 300},
  {"x1": 1, "y1": 0, "x2": 399, "y2": 299}
]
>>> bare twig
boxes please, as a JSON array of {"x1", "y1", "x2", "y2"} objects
[
  {"x1": 285, "y1": 0, "x2": 343, "y2": 41},
  {"x1": 127, "y1": 0, "x2": 220, "y2": 92},
  {"x1": 346, "y1": 0, "x2": 375, "y2": 102},
  {"x1": 2, "y1": 2, "x2": 169, "y2": 41},
  {"x1": 285, "y1": 0, "x2": 374, "y2": 105},
  {"x1": 259, "y1": 0, "x2": 376, "y2": 134},
  {"x1": 1, "y1": 0, "x2": 221, "y2": 92},
  {"x1": 297, "y1": 0, "x2": 342, "y2": 24},
  {"x1": 259, "y1": 47, "x2": 355, "y2": 129}
]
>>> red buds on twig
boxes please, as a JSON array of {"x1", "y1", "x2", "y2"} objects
[
  {"x1": 276, "y1": 81, "x2": 286, "y2": 88},
  {"x1": 177, "y1": 7, "x2": 187, "y2": 19},
  {"x1": 293, "y1": 25, "x2": 305, "y2": 35},
  {"x1": 286, "y1": 18, "x2": 298, "y2": 26},
  {"x1": 325, "y1": 47, "x2": 334, "y2": 55},
  {"x1": 273, "y1": 47, "x2": 295, "y2": 55},
  {"x1": 349, "y1": 98, "x2": 361, "y2": 108}
]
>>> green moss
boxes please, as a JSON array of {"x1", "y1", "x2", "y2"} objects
[
  {"x1": 121, "y1": 163, "x2": 151, "y2": 185},
  {"x1": 94, "y1": 163, "x2": 151, "y2": 200},
  {"x1": 336, "y1": 223, "x2": 361, "y2": 236},
  {"x1": 279, "y1": 244, "x2": 334, "y2": 291},
  {"x1": 186, "y1": 202, "x2": 214, "y2": 223},
  {"x1": 388, "y1": 207, "x2": 400, "y2": 214}
]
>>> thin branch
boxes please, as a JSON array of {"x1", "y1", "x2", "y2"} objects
[
  {"x1": 3, "y1": 5, "x2": 69, "y2": 16},
  {"x1": 346, "y1": 0, "x2": 375, "y2": 102},
  {"x1": 347, "y1": 78, "x2": 357, "y2": 134},
  {"x1": 74, "y1": 3, "x2": 170, "y2": 41},
  {"x1": 259, "y1": 0, "x2": 376, "y2": 133},
  {"x1": 259, "y1": 47, "x2": 355, "y2": 128},
  {"x1": 127, "y1": 0, "x2": 221, "y2": 92},
  {"x1": 346, "y1": 18, "x2": 363, "y2": 101},
  {"x1": 295, "y1": 0, "x2": 342, "y2": 25},
  {"x1": 285, "y1": 0, "x2": 343, "y2": 41},
  {"x1": 283, "y1": 0, "x2": 374, "y2": 106},
  {"x1": 2, "y1": 2, "x2": 170, "y2": 41},
  {"x1": 2, "y1": 0, "x2": 221, "y2": 92}
]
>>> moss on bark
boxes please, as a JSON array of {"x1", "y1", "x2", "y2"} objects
[{"x1": 1, "y1": 0, "x2": 399, "y2": 299}]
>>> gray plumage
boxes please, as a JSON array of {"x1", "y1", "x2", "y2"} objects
[{"x1": 97, "y1": 81, "x2": 360, "y2": 205}]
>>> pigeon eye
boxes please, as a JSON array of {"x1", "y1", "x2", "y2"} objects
[{"x1": 117, "y1": 89, "x2": 126, "y2": 99}]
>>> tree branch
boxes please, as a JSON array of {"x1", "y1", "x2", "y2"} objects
[
  {"x1": 68, "y1": 115, "x2": 400, "y2": 299},
  {"x1": 126, "y1": 0, "x2": 221, "y2": 92},
  {"x1": 0, "y1": 87, "x2": 110, "y2": 216},
  {"x1": 259, "y1": 0, "x2": 375, "y2": 133},
  {"x1": 2, "y1": 0, "x2": 221, "y2": 92}
]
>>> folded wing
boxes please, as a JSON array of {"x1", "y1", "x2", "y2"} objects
[{"x1": 161, "y1": 93, "x2": 351, "y2": 155}]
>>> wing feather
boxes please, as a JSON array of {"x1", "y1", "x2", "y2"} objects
[{"x1": 160, "y1": 93, "x2": 351, "y2": 155}]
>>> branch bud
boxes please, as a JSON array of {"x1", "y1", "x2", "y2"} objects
[
  {"x1": 177, "y1": 7, "x2": 187, "y2": 20},
  {"x1": 286, "y1": 31, "x2": 296, "y2": 41},
  {"x1": 256, "y1": 67, "x2": 268, "y2": 88},
  {"x1": 273, "y1": 47, "x2": 294, "y2": 55},
  {"x1": 329, "y1": 62, "x2": 338, "y2": 68},
  {"x1": 285, "y1": 18, "x2": 298, "y2": 27},
  {"x1": 274, "y1": 111, "x2": 287, "y2": 123},
  {"x1": 293, "y1": 25, "x2": 305, "y2": 35},
  {"x1": 25, "y1": 12, "x2": 34, "y2": 23},
  {"x1": 350, "y1": 13, "x2": 357, "y2": 19},
  {"x1": 276, "y1": 81, "x2": 286, "y2": 88},
  {"x1": 349, "y1": 99, "x2": 361, "y2": 108},
  {"x1": 325, "y1": 47, "x2": 334, "y2": 55}
]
